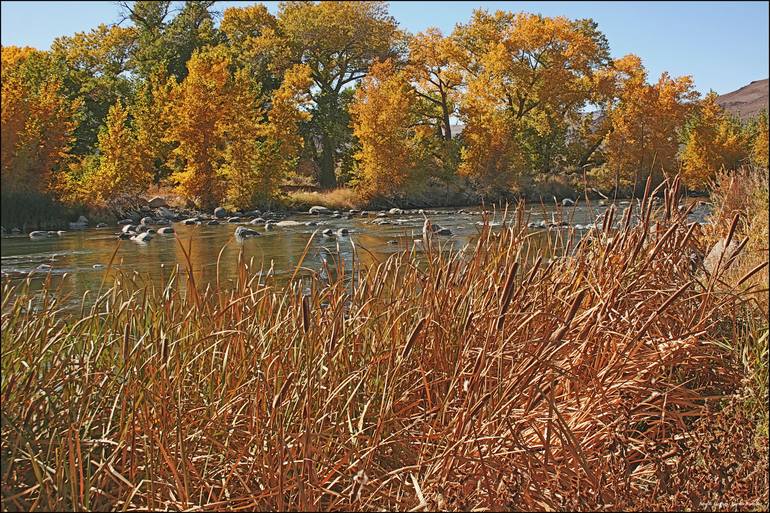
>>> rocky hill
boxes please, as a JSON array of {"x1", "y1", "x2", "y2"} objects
[{"x1": 717, "y1": 79, "x2": 768, "y2": 120}]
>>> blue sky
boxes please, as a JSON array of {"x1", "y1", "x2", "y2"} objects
[{"x1": 2, "y1": 1, "x2": 768, "y2": 95}]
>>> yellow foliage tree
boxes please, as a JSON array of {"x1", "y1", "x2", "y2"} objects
[
  {"x1": 751, "y1": 110, "x2": 768, "y2": 169},
  {"x1": 163, "y1": 46, "x2": 244, "y2": 210},
  {"x1": 222, "y1": 64, "x2": 312, "y2": 209},
  {"x1": 680, "y1": 92, "x2": 749, "y2": 189},
  {"x1": 598, "y1": 54, "x2": 698, "y2": 190},
  {"x1": 351, "y1": 59, "x2": 434, "y2": 199},
  {"x1": 82, "y1": 100, "x2": 152, "y2": 205},
  {"x1": 1, "y1": 46, "x2": 81, "y2": 195},
  {"x1": 454, "y1": 10, "x2": 610, "y2": 192}
]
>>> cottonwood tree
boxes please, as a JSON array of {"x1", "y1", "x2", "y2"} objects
[{"x1": 271, "y1": 1, "x2": 404, "y2": 189}]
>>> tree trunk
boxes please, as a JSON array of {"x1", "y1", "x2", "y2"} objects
[
  {"x1": 441, "y1": 90, "x2": 452, "y2": 141},
  {"x1": 318, "y1": 133, "x2": 337, "y2": 189}
]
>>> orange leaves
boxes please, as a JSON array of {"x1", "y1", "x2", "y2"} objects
[
  {"x1": 680, "y1": 92, "x2": 750, "y2": 189},
  {"x1": 1, "y1": 46, "x2": 80, "y2": 195},
  {"x1": 350, "y1": 59, "x2": 421, "y2": 199}
]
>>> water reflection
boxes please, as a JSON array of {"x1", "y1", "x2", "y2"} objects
[{"x1": 2, "y1": 201, "x2": 711, "y2": 309}]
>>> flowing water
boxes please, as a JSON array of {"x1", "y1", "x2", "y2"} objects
[{"x1": 1, "y1": 201, "x2": 711, "y2": 309}]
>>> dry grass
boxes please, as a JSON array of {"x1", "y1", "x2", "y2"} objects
[
  {"x1": 287, "y1": 188, "x2": 361, "y2": 211},
  {"x1": 1, "y1": 175, "x2": 768, "y2": 511}
]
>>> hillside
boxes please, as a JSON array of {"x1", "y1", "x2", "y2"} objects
[{"x1": 717, "y1": 78, "x2": 769, "y2": 120}]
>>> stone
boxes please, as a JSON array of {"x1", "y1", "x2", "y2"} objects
[
  {"x1": 336, "y1": 228, "x2": 349, "y2": 236},
  {"x1": 158, "y1": 207, "x2": 176, "y2": 220},
  {"x1": 562, "y1": 198, "x2": 575, "y2": 207},
  {"x1": 330, "y1": 213, "x2": 342, "y2": 219},
  {"x1": 135, "y1": 224, "x2": 149, "y2": 233},
  {"x1": 264, "y1": 222, "x2": 275, "y2": 231},
  {"x1": 276, "y1": 220, "x2": 302, "y2": 227},
  {"x1": 96, "y1": 222, "x2": 108, "y2": 228},
  {"x1": 122, "y1": 224, "x2": 136, "y2": 234},
  {"x1": 182, "y1": 218, "x2": 198, "y2": 225},
  {"x1": 140, "y1": 216, "x2": 154, "y2": 226},
  {"x1": 309, "y1": 206, "x2": 331, "y2": 215},
  {"x1": 77, "y1": 215, "x2": 89, "y2": 225},
  {"x1": 148, "y1": 196, "x2": 168, "y2": 208},
  {"x1": 436, "y1": 228, "x2": 452, "y2": 236},
  {"x1": 118, "y1": 218, "x2": 134, "y2": 225},
  {"x1": 227, "y1": 216, "x2": 242, "y2": 223},
  {"x1": 214, "y1": 207, "x2": 228, "y2": 218},
  {"x1": 68, "y1": 221, "x2": 87, "y2": 230},
  {"x1": 704, "y1": 238, "x2": 740, "y2": 274},
  {"x1": 118, "y1": 232, "x2": 132, "y2": 240},
  {"x1": 234, "y1": 226, "x2": 260, "y2": 239},
  {"x1": 11, "y1": 228, "x2": 21, "y2": 234},
  {"x1": 29, "y1": 231, "x2": 49, "y2": 239},
  {"x1": 322, "y1": 228, "x2": 335, "y2": 237},
  {"x1": 249, "y1": 217, "x2": 265, "y2": 225},
  {"x1": 158, "y1": 227, "x2": 175, "y2": 235},
  {"x1": 305, "y1": 221, "x2": 318, "y2": 226},
  {"x1": 155, "y1": 218, "x2": 170, "y2": 226},
  {"x1": 388, "y1": 208, "x2": 403, "y2": 215},
  {"x1": 207, "y1": 220, "x2": 220, "y2": 225},
  {"x1": 132, "y1": 232, "x2": 153, "y2": 242}
]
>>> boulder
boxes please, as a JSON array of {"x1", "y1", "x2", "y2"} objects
[
  {"x1": 388, "y1": 208, "x2": 403, "y2": 215},
  {"x1": 155, "y1": 218, "x2": 170, "y2": 226},
  {"x1": 122, "y1": 224, "x2": 136, "y2": 234},
  {"x1": 118, "y1": 218, "x2": 134, "y2": 225},
  {"x1": 182, "y1": 218, "x2": 198, "y2": 225},
  {"x1": 68, "y1": 221, "x2": 87, "y2": 230},
  {"x1": 148, "y1": 196, "x2": 168, "y2": 208},
  {"x1": 158, "y1": 207, "x2": 176, "y2": 220},
  {"x1": 275, "y1": 220, "x2": 302, "y2": 227},
  {"x1": 118, "y1": 232, "x2": 132, "y2": 240},
  {"x1": 135, "y1": 224, "x2": 149, "y2": 233},
  {"x1": 140, "y1": 216, "x2": 154, "y2": 226},
  {"x1": 249, "y1": 217, "x2": 266, "y2": 225},
  {"x1": 96, "y1": 222, "x2": 108, "y2": 228},
  {"x1": 234, "y1": 226, "x2": 260, "y2": 239},
  {"x1": 561, "y1": 198, "x2": 575, "y2": 207},
  {"x1": 227, "y1": 216, "x2": 242, "y2": 223},
  {"x1": 132, "y1": 232, "x2": 153, "y2": 242},
  {"x1": 29, "y1": 231, "x2": 49, "y2": 239},
  {"x1": 305, "y1": 221, "x2": 318, "y2": 226},
  {"x1": 322, "y1": 228, "x2": 335, "y2": 237},
  {"x1": 207, "y1": 220, "x2": 220, "y2": 225},
  {"x1": 704, "y1": 238, "x2": 740, "y2": 274},
  {"x1": 264, "y1": 222, "x2": 275, "y2": 231},
  {"x1": 158, "y1": 227, "x2": 175, "y2": 235},
  {"x1": 336, "y1": 228, "x2": 349, "y2": 236},
  {"x1": 309, "y1": 206, "x2": 331, "y2": 215},
  {"x1": 214, "y1": 207, "x2": 228, "y2": 218},
  {"x1": 77, "y1": 215, "x2": 89, "y2": 225},
  {"x1": 436, "y1": 227, "x2": 452, "y2": 236}
]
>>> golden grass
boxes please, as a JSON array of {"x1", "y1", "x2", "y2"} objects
[
  {"x1": 287, "y1": 187, "x2": 360, "y2": 211},
  {"x1": 1, "y1": 175, "x2": 768, "y2": 511}
]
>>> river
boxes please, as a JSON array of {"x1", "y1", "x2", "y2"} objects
[{"x1": 1, "y1": 201, "x2": 711, "y2": 308}]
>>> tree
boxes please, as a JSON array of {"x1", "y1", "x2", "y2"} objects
[
  {"x1": 273, "y1": 1, "x2": 404, "y2": 189},
  {"x1": 595, "y1": 54, "x2": 699, "y2": 191},
  {"x1": 1, "y1": 46, "x2": 81, "y2": 195},
  {"x1": 222, "y1": 65, "x2": 312, "y2": 209},
  {"x1": 454, "y1": 10, "x2": 610, "y2": 191},
  {"x1": 82, "y1": 100, "x2": 152, "y2": 205},
  {"x1": 163, "y1": 46, "x2": 241, "y2": 209},
  {"x1": 50, "y1": 23, "x2": 137, "y2": 156},
  {"x1": 406, "y1": 28, "x2": 462, "y2": 142},
  {"x1": 351, "y1": 59, "x2": 430, "y2": 199},
  {"x1": 750, "y1": 110, "x2": 768, "y2": 169},
  {"x1": 679, "y1": 91, "x2": 749, "y2": 189},
  {"x1": 131, "y1": 67, "x2": 176, "y2": 186}
]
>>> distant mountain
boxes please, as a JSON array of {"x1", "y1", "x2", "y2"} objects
[{"x1": 717, "y1": 79, "x2": 768, "y2": 120}]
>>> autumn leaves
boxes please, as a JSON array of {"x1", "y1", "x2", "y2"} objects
[{"x1": 1, "y1": 2, "x2": 768, "y2": 217}]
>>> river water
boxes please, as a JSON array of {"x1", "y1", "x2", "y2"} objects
[{"x1": 1, "y1": 201, "x2": 711, "y2": 307}]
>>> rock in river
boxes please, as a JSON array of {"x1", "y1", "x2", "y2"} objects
[
  {"x1": 234, "y1": 226, "x2": 260, "y2": 240},
  {"x1": 157, "y1": 227, "x2": 175, "y2": 235},
  {"x1": 214, "y1": 207, "x2": 228, "y2": 218},
  {"x1": 309, "y1": 206, "x2": 331, "y2": 214}
]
